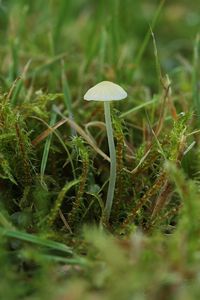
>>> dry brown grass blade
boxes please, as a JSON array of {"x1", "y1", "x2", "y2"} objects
[
  {"x1": 155, "y1": 75, "x2": 178, "y2": 136},
  {"x1": 85, "y1": 121, "x2": 106, "y2": 143},
  {"x1": 123, "y1": 148, "x2": 151, "y2": 174},
  {"x1": 59, "y1": 209, "x2": 72, "y2": 234},
  {"x1": 7, "y1": 60, "x2": 32, "y2": 100},
  {"x1": 31, "y1": 118, "x2": 67, "y2": 146},
  {"x1": 6, "y1": 77, "x2": 21, "y2": 100},
  {"x1": 31, "y1": 116, "x2": 110, "y2": 162}
]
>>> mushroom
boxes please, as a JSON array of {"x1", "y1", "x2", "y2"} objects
[{"x1": 84, "y1": 81, "x2": 127, "y2": 222}]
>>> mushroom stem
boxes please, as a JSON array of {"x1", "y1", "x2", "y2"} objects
[{"x1": 103, "y1": 101, "x2": 116, "y2": 221}]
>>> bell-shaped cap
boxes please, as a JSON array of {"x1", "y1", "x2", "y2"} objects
[{"x1": 84, "y1": 81, "x2": 127, "y2": 102}]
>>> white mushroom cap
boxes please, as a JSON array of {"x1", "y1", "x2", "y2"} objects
[{"x1": 84, "y1": 81, "x2": 127, "y2": 102}]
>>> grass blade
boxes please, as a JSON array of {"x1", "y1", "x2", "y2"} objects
[
  {"x1": 120, "y1": 96, "x2": 158, "y2": 118},
  {"x1": 40, "y1": 108, "x2": 57, "y2": 188},
  {"x1": 193, "y1": 33, "x2": 200, "y2": 121},
  {"x1": 61, "y1": 61, "x2": 76, "y2": 136},
  {"x1": 134, "y1": 0, "x2": 165, "y2": 73},
  {"x1": 0, "y1": 227, "x2": 72, "y2": 254}
]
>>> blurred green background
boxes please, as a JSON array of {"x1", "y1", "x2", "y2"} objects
[{"x1": 0, "y1": 0, "x2": 199, "y2": 91}]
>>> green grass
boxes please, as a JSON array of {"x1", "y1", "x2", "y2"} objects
[{"x1": 0, "y1": 0, "x2": 200, "y2": 299}]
